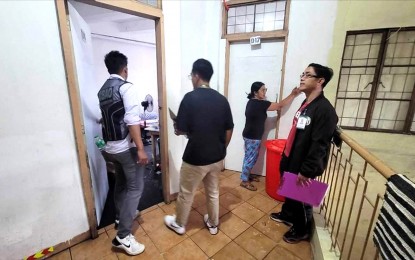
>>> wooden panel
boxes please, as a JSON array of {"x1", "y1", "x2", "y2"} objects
[
  {"x1": 226, "y1": 0, "x2": 273, "y2": 6},
  {"x1": 155, "y1": 16, "x2": 170, "y2": 203},
  {"x1": 79, "y1": 0, "x2": 163, "y2": 19},
  {"x1": 224, "y1": 30, "x2": 287, "y2": 42},
  {"x1": 221, "y1": 2, "x2": 227, "y2": 37},
  {"x1": 224, "y1": 40, "x2": 230, "y2": 98},
  {"x1": 44, "y1": 230, "x2": 90, "y2": 258},
  {"x1": 55, "y1": 0, "x2": 98, "y2": 239},
  {"x1": 275, "y1": 0, "x2": 290, "y2": 138},
  {"x1": 283, "y1": 0, "x2": 290, "y2": 31}
]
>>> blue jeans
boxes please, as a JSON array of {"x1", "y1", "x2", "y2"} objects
[{"x1": 102, "y1": 148, "x2": 145, "y2": 238}]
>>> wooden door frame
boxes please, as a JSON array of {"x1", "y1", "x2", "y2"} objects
[
  {"x1": 55, "y1": 0, "x2": 169, "y2": 242},
  {"x1": 222, "y1": 0, "x2": 291, "y2": 139}
]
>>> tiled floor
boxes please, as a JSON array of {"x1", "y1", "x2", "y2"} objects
[{"x1": 49, "y1": 170, "x2": 312, "y2": 260}]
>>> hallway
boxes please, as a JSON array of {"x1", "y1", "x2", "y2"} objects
[{"x1": 49, "y1": 170, "x2": 312, "y2": 260}]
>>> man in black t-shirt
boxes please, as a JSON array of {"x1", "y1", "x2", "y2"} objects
[{"x1": 164, "y1": 59, "x2": 234, "y2": 235}]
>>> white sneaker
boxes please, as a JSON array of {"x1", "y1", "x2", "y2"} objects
[
  {"x1": 112, "y1": 234, "x2": 145, "y2": 255},
  {"x1": 164, "y1": 215, "x2": 185, "y2": 235},
  {"x1": 204, "y1": 214, "x2": 218, "y2": 235}
]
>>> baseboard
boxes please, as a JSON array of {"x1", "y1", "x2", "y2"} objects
[
  {"x1": 45, "y1": 230, "x2": 91, "y2": 259},
  {"x1": 311, "y1": 213, "x2": 339, "y2": 260}
]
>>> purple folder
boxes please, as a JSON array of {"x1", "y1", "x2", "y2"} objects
[{"x1": 277, "y1": 172, "x2": 329, "y2": 207}]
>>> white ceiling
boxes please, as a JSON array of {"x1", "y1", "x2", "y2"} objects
[{"x1": 69, "y1": 0, "x2": 154, "y2": 31}]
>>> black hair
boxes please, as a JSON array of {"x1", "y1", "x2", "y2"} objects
[
  {"x1": 104, "y1": 51, "x2": 128, "y2": 74},
  {"x1": 308, "y1": 63, "x2": 333, "y2": 88},
  {"x1": 191, "y1": 59, "x2": 214, "y2": 82},
  {"x1": 247, "y1": 81, "x2": 264, "y2": 99}
]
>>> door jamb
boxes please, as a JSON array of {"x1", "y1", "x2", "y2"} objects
[
  {"x1": 54, "y1": 0, "x2": 169, "y2": 242},
  {"x1": 223, "y1": 0, "x2": 291, "y2": 139}
]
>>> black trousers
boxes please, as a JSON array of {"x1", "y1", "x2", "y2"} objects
[
  {"x1": 280, "y1": 155, "x2": 313, "y2": 235},
  {"x1": 281, "y1": 197, "x2": 313, "y2": 235}
]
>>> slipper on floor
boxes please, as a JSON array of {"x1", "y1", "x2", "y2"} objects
[
  {"x1": 249, "y1": 176, "x2": 260, "y2": 182},
  {"x1": 240, "y1": 182, "x2": 257, "y2": 191}
]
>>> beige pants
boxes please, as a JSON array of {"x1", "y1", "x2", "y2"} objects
[{"x1": 176, "y1": 160, "x2": 223, "y2": 227}]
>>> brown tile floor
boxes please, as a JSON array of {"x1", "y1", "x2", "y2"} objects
[{"x1": 49, "y1": 170, "x2": 312, "y2": 260}]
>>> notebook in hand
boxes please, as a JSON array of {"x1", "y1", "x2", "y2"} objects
[{"x1": 277, "y1": 172, "x2": 329, "y2": 207}]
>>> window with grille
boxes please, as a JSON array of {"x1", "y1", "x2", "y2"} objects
[
  {"x1": 335, "y1": 28, "x2": 415, "y2": 134},
  {"x1": 137, "y1": 0, "x2": 159, "y2": 8},
  {"x1": 226, "y1": 0, "x2": 286, "y2": 34}
]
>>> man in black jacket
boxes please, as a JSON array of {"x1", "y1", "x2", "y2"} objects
[{"x1": 270, "y1": 63, "x2": 338, "y2": 244}]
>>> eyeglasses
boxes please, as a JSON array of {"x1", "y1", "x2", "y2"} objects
[
  {"x1": 300, "y1": 73, "x2": 318, "y2": 79},
  {"x1": 260, "y1": 88, "x2": 267, "y2": 92}
]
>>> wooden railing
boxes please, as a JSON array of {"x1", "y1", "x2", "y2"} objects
[{"x1": 317, "y1": 127, "x2": 396, "y2": 260}]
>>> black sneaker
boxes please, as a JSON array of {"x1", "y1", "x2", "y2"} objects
[
  {"x1": 283, "y1": 227, "x2": 310, "y2": 244},
  {"x1": 269, "y1": 212, "x2": 293, "y2": 226}
]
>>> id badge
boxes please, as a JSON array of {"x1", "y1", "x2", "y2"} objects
[{"x1": 296, "y1": 116, "x2": 307, "y2": 129}]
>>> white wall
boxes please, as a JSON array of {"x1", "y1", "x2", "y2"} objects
[
  {"x1": 278, "y1": 1, "x2": 338, "y2": 138},
  {"x1": 0, "y1": 1, "x2": 88, "y2": 259},
  {"x1": 89, "y1": 22, "x2": 156, "y2": 45},
  {"x1": 163, "y1": 0, "x2": 223, "y2": 193},
  {"x1": 91, "y1": 36, "x2": 159, "y2": 115}
]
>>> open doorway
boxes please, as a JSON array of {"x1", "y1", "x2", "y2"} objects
[{"x1": 67, "y1": 0, "x2": 164, "y2": 228}]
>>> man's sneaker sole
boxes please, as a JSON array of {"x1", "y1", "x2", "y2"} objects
[
  {"x1": 112, "y1": 237, "x2": 145, "y2": 255},
  {"x1": 164, "y1": 215, "x2": 185, "y2": 235},
  {"x1": 203, "y1": 214, "x2": 218, "y2": 235},
  {"x1": 283, "y1": 233, "x2": 310, "y2": 244},
  {"x1": 165, "y1": 223, "x2": 185, "y2": 235},
  {"x1": 269, "y1": 215, "x2": 293, "y2": 227}
]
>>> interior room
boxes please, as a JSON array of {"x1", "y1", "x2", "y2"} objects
[{"x1": 69, "y1": 0, "x2": 163, "y2": 228}]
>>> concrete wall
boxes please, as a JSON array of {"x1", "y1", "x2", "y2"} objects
[
  {"x1": 0, "y1": 1, "x2": 89, "y2": 259},
  {"x1": 91, "y1": 36, "x2": 158, "y2": 118},
  {"x1": 277, "y1": 0, "x2": 338, "y2": 138},
  {"x1": 163, "y1": 0, "x2": 223, "y2": 194},
  {"x1": 326, "y1": 0, "x2": 415, "y2": 178},
  {"x1": 325, "y1": 0, "x2": 415, "y2": 103}
]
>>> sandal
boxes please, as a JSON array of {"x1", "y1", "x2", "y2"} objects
[
  {"x1": 249, "y1": 175, "x2": 260, "y2": 182},
  {"x1": 240, "y1": 181, "x2": 257, "y2": 191}
]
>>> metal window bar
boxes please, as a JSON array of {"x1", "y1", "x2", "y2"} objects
[
  {"x1": 226, "y1": 0, "x2": 285, "y2": 35},
  {"x1": 336, "y1": 28, "x2": 415, "y2": 134},
  {"x1": 317, "y1": 127, "x2": 395, "y2": 259}
]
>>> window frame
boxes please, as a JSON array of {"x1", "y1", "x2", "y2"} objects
[
  {"x1": 335, "y1": 27, "x2": 415, "y2": 134},
  {"x1": 221, "y1": 0, "x2": 289, "y2": 41}
]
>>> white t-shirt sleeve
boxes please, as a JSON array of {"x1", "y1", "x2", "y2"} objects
[{"x1": 120, "y1": 82, "x2": 141, "y2": 125}]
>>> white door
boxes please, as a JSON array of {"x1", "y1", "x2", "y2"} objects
[
  {"x1": 68, "y1": 3, "x2": 107, "y2": 223},
  {"x1": 225, "y1": 40, "x2": 285, "y2": 176}
]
